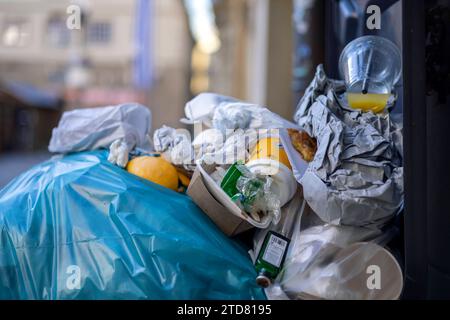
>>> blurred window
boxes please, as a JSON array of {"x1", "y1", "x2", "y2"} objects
[
  {"x1": 87, "y1": 22, "x2": 112, "y2": 45},
  {"x1": 47, "y1": 15, "x2": 71, "y2": 48},
  {"x1": 1, "y1": 18, "x2": 31, "y2": 47}
]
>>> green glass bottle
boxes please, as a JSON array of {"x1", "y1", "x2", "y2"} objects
[
  {"x1": 255, "y1": 231, "x2": 291, "y2": 288},
  {"x1": 254, "y1": 198, "x2": 305, "y2": 288}
]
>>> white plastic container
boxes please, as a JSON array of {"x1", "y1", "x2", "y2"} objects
[
  {"x1": 196, "y1": 160, "x2": 272, "y2": 229},
  {"x1": 246, "y1": 158, "x2": 298, "y2": 208}
]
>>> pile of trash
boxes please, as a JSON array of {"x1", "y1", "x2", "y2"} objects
[{"x1": 0, "y1": 36, "x2": 406, "y2": 300}]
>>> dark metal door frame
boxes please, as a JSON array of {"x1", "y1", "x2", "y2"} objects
[{"x1": 402, "y1": 0, "x2": 428, "y2": 299}]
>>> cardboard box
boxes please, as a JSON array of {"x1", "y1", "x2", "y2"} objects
[{"x1": 187, "y1": 163, "x2": 254, "y2": 236}]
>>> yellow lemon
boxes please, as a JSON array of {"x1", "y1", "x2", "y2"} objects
[{"x1": 126, "y1": 155, "x2": 179, "y2": 191}]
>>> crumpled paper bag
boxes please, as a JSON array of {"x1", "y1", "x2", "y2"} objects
[{"x1": 293, "y1": 65, "x2": 403, "y2": 228}]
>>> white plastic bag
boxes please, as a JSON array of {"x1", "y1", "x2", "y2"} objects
[
  {"x1": 275, "y1": 240, "x2": 403, "y2": 300},
  {"x1": 48, "y1": 103, "x2": 152, "y2": 154},
  {"x1": 262, "y1": 210, "x2": 402, "y2": 300},
  {"x1": 212, "y1": 102, "x2": 299, "y2": 131},
  {"x1": 200, "y1": 129, "x2": 257, "y2": 165},
  {"x1": 181, "y1": 93, "x2": 299, "y2": 130},
  {"x1": 192, "y1": 128, "x2": 225, "y2": 155},
  {"x1": 180, "y1": 92, "x2": 239, "y2": 127}
]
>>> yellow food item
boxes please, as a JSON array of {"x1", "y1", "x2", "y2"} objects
[
  {"x1": 126, "y1": 155, "x2": 179, "y2": 191},
  {"x1": 249, "y1": 137, "x2": 292, "y2": 169},
  {"x1": 347, "y1": 93, "x2": 391, "y2": 113}
]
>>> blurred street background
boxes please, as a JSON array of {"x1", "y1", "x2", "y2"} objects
[{"x1": 0, "y1": 0, "x2": 324, "y2": 188}]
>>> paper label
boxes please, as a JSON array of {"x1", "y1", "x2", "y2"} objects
[{"x1": 262, "y1": 234, "x2": 288, "y2": 267}]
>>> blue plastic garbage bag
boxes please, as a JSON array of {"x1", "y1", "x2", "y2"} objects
[{"x1": 0, "y1": 151, "x2": 265, "y2": 300}]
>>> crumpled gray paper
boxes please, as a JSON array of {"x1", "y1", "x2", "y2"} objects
[{"x1": 293, "y1": 65, "x2": 403, "y2": 228}]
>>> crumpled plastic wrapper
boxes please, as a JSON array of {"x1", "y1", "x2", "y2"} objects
[
  {"x1": 107, "y1": 139, "x2": 130, "y2": 168},
  {"x1": 293, "y1": 65, "x2": 403, "y2": 228},
  {"x1": 234, "y1": 165, "x2": 281, "y2": 225},
  {"x1": 192, "y1": 129, "x2": 225, "y2": 152},
  {"x1": 181, "y1": 92, "x2": 240, "y2": 126},
  {"x1": 182, "y1": 92, "x2": 299, "y2": 131},
  {"x1": 212, "y1": 101, "x2": 298, "y2": 132},
  {"x1": 200, "y1": 129, "x2": 258, "y2": 165},
  {"x1": 153, "y1": 125, "x2": 195, "y2": 169}
]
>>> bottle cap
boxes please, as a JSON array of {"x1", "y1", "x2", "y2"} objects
[{"x1": 256, "y1": 270, "x2": 272, "y2": 288}]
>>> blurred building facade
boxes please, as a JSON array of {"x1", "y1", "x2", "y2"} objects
[
  {"x1": 0, "y1": 0, "x2": 136, "y2": 89},
  {"x1": 0, "y1": 0, "x2": 192, "y2": 130},
  {"x1": 0, "y1": 0, "x2": 301, "y2": 135}
]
